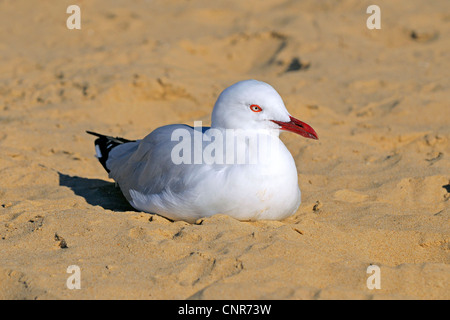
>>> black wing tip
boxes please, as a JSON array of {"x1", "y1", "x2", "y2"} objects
[
  {"x1": 86, "y1": 130, "x2": 103, "y2": 138},
  {"x1": 86, "y1": 131, "x2": 135, "y2": 173}
]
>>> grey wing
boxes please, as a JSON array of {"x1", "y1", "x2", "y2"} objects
[{"x1": 106, "y1": 124, "x2": 196, "y2": 202}]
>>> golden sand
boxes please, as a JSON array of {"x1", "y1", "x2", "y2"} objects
[{"x1": 0, "y1": 0, "x2": 448, "y2": 299}]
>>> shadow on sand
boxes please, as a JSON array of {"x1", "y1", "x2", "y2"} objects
[{"x1": 58, "y1": 172, "x2": 135, "y2": 212}]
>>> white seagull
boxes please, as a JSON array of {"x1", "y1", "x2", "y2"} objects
[{"x1": 87, "y1": 80, "x2": 318, "y2": 223}]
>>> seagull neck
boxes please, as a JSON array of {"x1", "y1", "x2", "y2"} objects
[{"x1": 211, "y1": 127, "x2": 281, "y2": 138}]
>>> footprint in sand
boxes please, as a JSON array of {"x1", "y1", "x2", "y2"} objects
[{"x1": 333, "y1": 189, "x2": 368, "y2": 203}]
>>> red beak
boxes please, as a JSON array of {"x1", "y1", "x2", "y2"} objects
[{"x1": 272, "y1": 116, "x2": 318, "y2": 140}]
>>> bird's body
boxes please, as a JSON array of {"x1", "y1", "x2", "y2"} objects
[{"x1": 88, "y1": 80, "x2": 317, "y2": 223}]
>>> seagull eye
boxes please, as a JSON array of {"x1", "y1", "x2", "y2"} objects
[{"x1": 250, "y1": 104, "x2": 262, "y2": 112}]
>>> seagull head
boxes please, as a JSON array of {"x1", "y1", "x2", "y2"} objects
[{"x1": 211, "y1": 80, "x2": 318, "y2": 139}]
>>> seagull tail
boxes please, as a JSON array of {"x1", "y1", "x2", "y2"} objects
[{"x1": 86, "y1": 131, "x2": 136, "y2": 173}]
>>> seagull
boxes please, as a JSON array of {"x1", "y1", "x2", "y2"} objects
[{"x1": 87, "y1": 80, "x2": 318, "y2": 222}]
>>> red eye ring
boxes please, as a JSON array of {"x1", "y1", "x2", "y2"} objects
[{"x1": 250, "y1": 104, "x2": 262, "y2": 112}]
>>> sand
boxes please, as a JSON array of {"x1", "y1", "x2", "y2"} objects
[{"x1": 0, "y1": 0, "x2": 449, "y2": 300}]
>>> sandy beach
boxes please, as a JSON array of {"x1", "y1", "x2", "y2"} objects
[{"x1": 0, "y1": 0, "x2": 449, "y2": 299}]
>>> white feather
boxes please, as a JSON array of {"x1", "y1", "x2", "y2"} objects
[{"x1": 95, "y1": 144, "x2": 102, "y2": 158}]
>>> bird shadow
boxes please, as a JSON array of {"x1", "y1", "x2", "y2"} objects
[{"x1": 58, "y1": 172, "x2": 135, "y2": 212}]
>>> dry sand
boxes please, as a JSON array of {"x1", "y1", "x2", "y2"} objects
[{"x1": 0, "y1": 0, "x2": 449, "y2": 299}]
